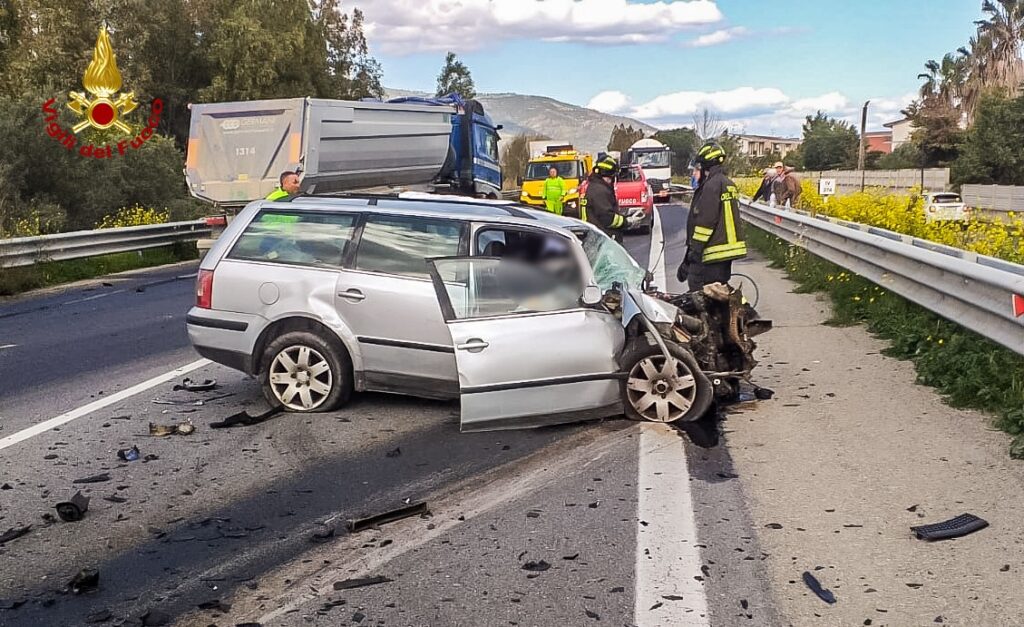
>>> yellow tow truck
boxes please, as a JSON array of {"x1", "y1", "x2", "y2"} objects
[{"x1": 519, "y1": 143, "x2": 593, "y2": 219}]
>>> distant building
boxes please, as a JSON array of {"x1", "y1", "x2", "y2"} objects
[
  {"x1": 734, "y1": 134, "x2": 802, "y2": 159},
  {"x1": 883, "y1": 118, "x2": 915, "y2": 150},
  {"x1": 863, "y1": 131, "x2": 893, "y2": 154}
]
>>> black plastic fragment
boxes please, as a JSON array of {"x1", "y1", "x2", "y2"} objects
[
  {"x1": 311, "y1": 527, "x2": 335, "y2": 543},
  {"x1": 911, "y1": 513, "x2": 988, "y2": 541},
  {"x1": 802, "y1": 571, "x2": 836, "y2": 604},
  {"x1": 346, "y1": 501, "x2": 429, "y2": 532},
  {"x1": 521, "y1": 560, "x2": 551, "y2": 572},
  {"x1": 69, "y1": 568, "x2": 100, "y2": 594},
  {"x1": 0, "y1": 599, "x2": 26, "y2": 610},
  {"x1": 198, "y1": 599, "x2": 232, "y2": 612},
  {"x1": 0, "y1": 526, "x2": 31, "y2": 545},
  {"x1": 210, "y1": 408, "x2": 282, "y2": 429},
  {"x1": 332, "y1": 576, "x2": 393, "y2": 590},
  {"x1": 173, "y1": 378, "x2": 218, "y2": 392},
  {"x1": 73, "y1": 472, "x2": 111, "y2": 484},
  {"x1": 754, "y1": 387, "x2": 775, "y2": 400},
  {"x1": 141, "y1": 609, "x2": 169, "y2": 626},
  {"x1": 56, "y1": 491, "x2": 91, "y2": 522}
]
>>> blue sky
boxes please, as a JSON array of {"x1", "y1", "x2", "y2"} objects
[{"x1": 359, "y1": 0, "x2": 983, "y2": 135}]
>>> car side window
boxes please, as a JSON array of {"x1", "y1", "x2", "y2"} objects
[
  {"x1": 355, "y1": 215, "x2": 464, "y2": 279},
  {"x1": 228, "y1": 211, "x2": 356, "y2": 267}
]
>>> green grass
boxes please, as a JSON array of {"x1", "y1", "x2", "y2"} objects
[
  {"x1": 0, "y1": 243, "x2": 198, "y2": 296},
  {"x1": 748, "y1": 227, "x2": 1024, "y2": 458}
]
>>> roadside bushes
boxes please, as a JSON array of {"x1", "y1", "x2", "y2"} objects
[
  {"x1": 748, "y1": 227, "x2": 1024, "y2": 459},
  {"x1": 737, "y1": 179, "x2": 1024, "y2": 264}
]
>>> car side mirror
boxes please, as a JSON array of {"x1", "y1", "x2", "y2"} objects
[{"x1": 581, "y1": 285, "x2": 603, "y2": 306}]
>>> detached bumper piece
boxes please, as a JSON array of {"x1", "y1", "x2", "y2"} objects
[{"x1": 911, "y1": 513, "x2": 989, "y2": 541}]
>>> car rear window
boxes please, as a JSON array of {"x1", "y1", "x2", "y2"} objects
[
  {"x1": 932, "y1": 194, "x2": 962, "y2": 203},
  {"x1": 228, "y1": 211, "x2": 356, "y2": 267},
  {"x1": 355, "y1": 215, "x2": 464, "y2": 279}
]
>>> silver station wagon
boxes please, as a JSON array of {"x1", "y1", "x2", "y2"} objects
[{"x1": 187, "y1": 195, "x2": 767, "y2": 431}]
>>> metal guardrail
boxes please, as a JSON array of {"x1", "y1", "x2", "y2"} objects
[
  {"x1": 740, "y1": 199, "x2": 1024, "y2": 356},
  {"x1": 0, "y1": 221, "x2": 212, "y2": 269}
]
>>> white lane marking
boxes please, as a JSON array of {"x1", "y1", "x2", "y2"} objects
[
  {"x1": 650, "y1": 205, "x2": 668, "y2": 290},
  {"x1": 0, "y1": 344, "x2": 17, "y2": 350},
  {"x1": 635, "y1": 423, "x2": 709, "y2": 626},
  {"x1": 0, "y1": 358, "x2": 211, "y2": 452},
  {"x1": 62, "y1": 290, "x2": 124, "y2": 305}
]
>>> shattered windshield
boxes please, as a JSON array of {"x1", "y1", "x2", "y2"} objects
[
  {"x1": 575, "y1": 226, "x2": 646, "y2": 291},
  {"x1": 635, "y1": 151, "x2": 670, "y2": 168}
]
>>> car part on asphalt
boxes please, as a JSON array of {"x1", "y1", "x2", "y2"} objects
[
  {"x1": 333, "y1": 575, "x2": 394, "y2": 590},
  {"x1": 55, "y1": 491, "x2": 90, "y2": 522},
  {"x1": 149, "y1": 422, "x2": 195, "y2": 436},
  {"x1": 0, "y1": 526, "x2": 31, "y2": 545},
  {"x1": 173, "y1": 377, "x2": 218, "y2": 392},
  {"x1": 346, "y1": 501, "x2": 429, "y2": 532},
  {"x1": 911, "y1": 513, "x2": 989, "y2": 541},
  {"x1": 117, "y1": 445, "x2": 140, "y2": 462},
  {"x1": 521, "y1": 560, "x2": 552, "y2": 572},
  {"x1": 69, "y1": 568, "x2": 99, "y2": 594},
  {"x1": 72, "y1": 472, "x2": 111, "y2": 484},
  {"x1": 802, "y1": 571, "x2": 837, "y2": 604},
  {"x1": 209, "y1": 407, "x2": 283, "y2": 429},
  {"x1": 259, "y1": 331, "x2": 352, "y2": 413}
]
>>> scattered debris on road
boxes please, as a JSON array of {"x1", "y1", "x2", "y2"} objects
[
  {"x1": 197, "y1": 599, "x2": 232, "y2": 612},
  {"x1": 84, "y1": 608, "x2": 113, "y2": 623},
  {"x1": 802, "y1": 571, "x2": 836, "y2": 604},
  {"x1": 149, "y1": 421, "x2": 195, "y2": 436},
  {"x1": 55, "y1": 491, "x2": 90, "y2": 522},
  {"x1": 0, "y1": 526, "x2": 31, "y2": 545},
  {"x1": 173, "y1": 377, "x2": 218, "y2": 392},
  {"x1": 69, "y1": 568, "x2": 99, "y2": 594},
  {"x1": 521, "y1": 560, "x2": 551, "y2": 572},
  {"x1": 117, "y1": 445, "x2": 140, "y2": 461},
  {"x1": 346, "y1": 501, "x2": 429, "y2": 532},
  {"x1": 333, "y1": 575, "x2": 393, "y2": 590},
  {"x1": 310, "y1": 526, "x2": 335, "y2": 543},
  {"x1": 911, "y1": 513, "x2": 989, "y2": 541},
  {"x1": 210, "y1": 407, "x2": 282, "y2": 429},
  {"x1": 72, "y1": 472, "x2": 111, "y2": 484}
]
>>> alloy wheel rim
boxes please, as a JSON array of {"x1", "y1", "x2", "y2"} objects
[
  {"x1": 626, "y1": 355, "x2": 696, "y2": 423},
  {"x1": 269, "y1": 345, "x2": 333, "y2": 411}
]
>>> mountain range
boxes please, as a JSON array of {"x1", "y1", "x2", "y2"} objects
[{"x1": 386, "y1": 89, "x2": 656, "y2": 156}]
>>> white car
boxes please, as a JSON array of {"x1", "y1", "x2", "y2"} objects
[{"x1": 923, "y1": 192, "x2": 972, "y2": 223}]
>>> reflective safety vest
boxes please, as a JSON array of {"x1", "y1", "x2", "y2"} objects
[
  {"x1": 687, "y1": 167, "x2": 747, "y2": 263},
  {"x1": 265, "y1": 187, "x2": 290, "y2": 201},
  {"x1": 542, "y1": 176, "x2": 566, "y2": 215}
]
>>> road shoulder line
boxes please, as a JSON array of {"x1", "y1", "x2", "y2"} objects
[
  {"x1": 635, "y1": 423, "x2": 709, "y2": 626},
  {"x1": 0, "y1": 358, "x2": 210, "y2": 451}
]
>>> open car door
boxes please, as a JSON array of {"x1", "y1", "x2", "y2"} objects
[{"x1": 427, "y1": 257, "x2": 625, "y2": 432}]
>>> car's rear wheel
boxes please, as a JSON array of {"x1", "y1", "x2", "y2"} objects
[
  {"x1": 621, "y1": 340, "x2": 712, "y2": 423},
  {"x1": 259, "y1": 331, "x2": 352, "y2": 412}
]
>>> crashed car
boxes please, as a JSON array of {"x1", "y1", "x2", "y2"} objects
[{"x1": 187, "y1": 194, "x2": 770, "y2": 431}]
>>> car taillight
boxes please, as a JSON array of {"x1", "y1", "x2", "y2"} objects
[
  {"x1": 196, "y1": 269, "x2": 214, "y2": 309},
  {"x1": 204, "y1": 216, "x2": 227, "y2": 227}
]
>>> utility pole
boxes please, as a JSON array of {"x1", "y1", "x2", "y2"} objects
[{"x1": 858, "y1": 100, "x2": 870, "y2": 192}]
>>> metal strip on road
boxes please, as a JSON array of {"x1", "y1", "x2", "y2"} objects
[
  {"x1": 635, "y1": 423, "x2": 709, "y2": 626},
  {"x1": 0, "y1": 358, "x2": 210, "y2": 452}
]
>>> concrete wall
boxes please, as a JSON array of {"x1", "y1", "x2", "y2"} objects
[
  {"x1": 798, "y1": 168, "x2": 949, "y2": 195},
  {"x1": 961, "y1": 184, "x2": 1024, "y2": 217}
]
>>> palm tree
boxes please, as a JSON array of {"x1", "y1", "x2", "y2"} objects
[
  {"x1": 974, "y1": 0, "x2": 1024, "y2": 94},
  {"x1": 918, "y1": 59, "x2": 941, "y2": 98}
]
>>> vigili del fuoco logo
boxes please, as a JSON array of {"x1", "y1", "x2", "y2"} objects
[{"x1": 41, "y1": 25, "x2": 164, "y2": 159}]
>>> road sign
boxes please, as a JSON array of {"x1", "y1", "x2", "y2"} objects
[
  {"x1": 819, "y1": 178, "x2": 836, "y2": 196},
  {"x1": 1013, "y1": 293, "x2": 1024, "y2": 318}
]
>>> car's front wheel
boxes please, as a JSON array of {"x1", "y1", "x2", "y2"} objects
[
  {"x1": 259, "y1": 331, "x2": 352, "y2": 412},
  {"x1": 621, "y1": 340, "x2": 712, "y2": 423}
]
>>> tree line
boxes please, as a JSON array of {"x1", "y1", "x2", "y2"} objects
[{"x1": 0, "y1": 0, "x2": 481, "y2": 237}]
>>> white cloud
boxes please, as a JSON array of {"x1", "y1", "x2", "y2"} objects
[
  {"x1": 359, "y1": 0, "x2": 723, "y2": 54},
  {"x1": 587, "y1": 87, "x2": 916, "y2": 136},
  {"x1": 687, "y1": 26, "x2": 750, "y2": 47},
  {"x1": 586, "y1": 90, "x2": 633, "y2": 114}
]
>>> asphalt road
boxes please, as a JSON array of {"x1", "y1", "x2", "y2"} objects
[{"x1": 3, "y1": 203, "x2": 1009, "y2": 626}]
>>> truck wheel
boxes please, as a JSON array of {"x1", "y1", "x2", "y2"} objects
[
  {"x1": 621, "y1": 340, "x2": 712, "y2": 423},
  {"x1": 259, "y1": 331, "x2": 352, "y2": 413}
]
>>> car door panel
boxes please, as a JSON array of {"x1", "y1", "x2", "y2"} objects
[{"x1": 428, "y1": 256, "x2": 625, "y2": 432}]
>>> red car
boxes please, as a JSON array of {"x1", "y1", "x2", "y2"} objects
[{"x1": 579, "y1": 165, "x2": 655, "y2": 234}]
